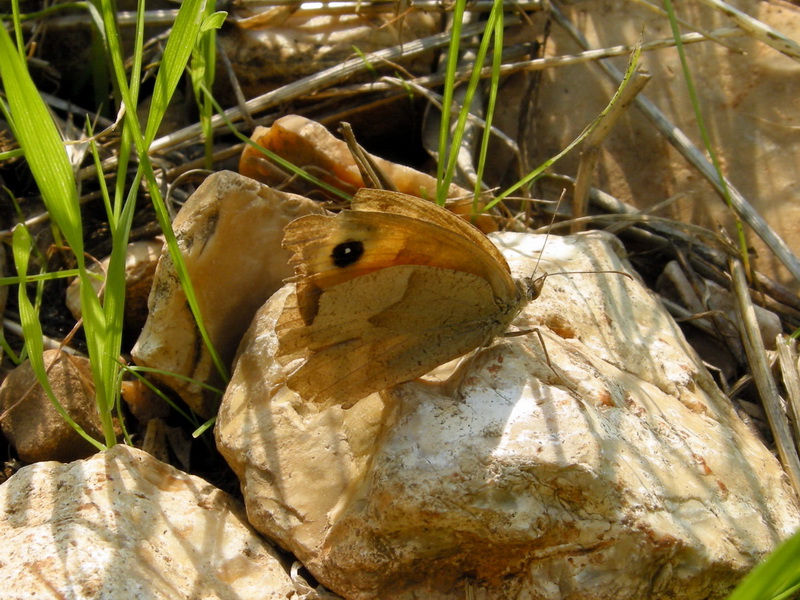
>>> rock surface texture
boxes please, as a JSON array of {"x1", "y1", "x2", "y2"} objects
[
  {"x1": 132, "y1": 170, "x2": 324, "y2": 417},
  {"x1": 216, "y1": 230, "x2": 800, "y2": 600},
  {"x1": 0, "y1": 444, "x2": 330, "y2": 599}
]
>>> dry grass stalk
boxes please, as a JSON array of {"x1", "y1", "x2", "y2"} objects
[{"x1": 731, "y1": 258, "x2": 800, "y2": 497}]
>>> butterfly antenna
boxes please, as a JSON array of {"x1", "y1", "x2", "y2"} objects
[{"x1": 525, "y1": 188, "x2": 567, "y2": 301}]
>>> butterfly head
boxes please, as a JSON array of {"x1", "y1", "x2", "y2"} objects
[{"x1": 518, "y1": 273, "x2": 547, "y2": 304}]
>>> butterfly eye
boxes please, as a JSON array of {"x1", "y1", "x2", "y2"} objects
[{"x1": 331, "y1": 240, "x2": 365, "y2": 268}]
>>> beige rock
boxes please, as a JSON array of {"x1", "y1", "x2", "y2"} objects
[
  {"x1": 120, "y1": 378, "x2": 172, "y2": 424},
  {"x1": 131, "y1": 171, "x2": 324, "y2": 417},
  {"x1": 240, "y1": 115, "x2": 497, "y2": 232},
  {"x1": 511, "y1": 0, "x2": 800, "y2": 291},
  {"x1": 0, "y1": 444, "x2": 329, "y2": 600},
  {"x1": 240, "y1": 116, "x2": 447, "y2": 196},
  {"x1": 216, "y1": 231, "x2": 800, "y2": 600},
  {"x1": 0, "y1": 350, "x2": 104, "y2": 463}
]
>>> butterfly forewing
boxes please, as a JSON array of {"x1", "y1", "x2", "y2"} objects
[
  {"x1": 276, "y1": 189, "x2": 532, "y2": 405},
  {"x1": 351, "y1": 189, "x2": 510, "y2": 270},
  {"x1": 282, "y1": 209, "x2": 519, "y2": 322}
]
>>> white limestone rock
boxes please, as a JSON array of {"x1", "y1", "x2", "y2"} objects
[
  {"x1": 0, "y1": 444, "x2": 330, "y2": 599},
  {"x1": 131, "y1": 170, "x2": 324, "y2": 417},
  {"x1": 216, "y1": 230, "x2": 800, "y2": 599}
]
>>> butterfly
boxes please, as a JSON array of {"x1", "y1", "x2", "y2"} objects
[{"x1": 274, "y1": 189, "x2": 542, "y2": 406}]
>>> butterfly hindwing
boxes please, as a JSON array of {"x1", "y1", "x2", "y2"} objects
[{"x1": 278, "y1": 265, "x2": 520, "y2": 405}]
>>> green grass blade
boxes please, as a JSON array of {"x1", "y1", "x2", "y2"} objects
[
  {"x1": 140, "y1": 0, "x2": 229, "y2": 383},
  {"x1": 0, "y1": 25, "x2": 84, "y2": 263},
  {"x1": 440, "y1": 9, "x2": 496, "y2": 201},
  {"x1": 727, "y1": 528, "x2": 800, "y2": 600},
  {"x1": 436, "y1": 0, "x2": 467, "y2": 205},
  {"x1": 189, "y1": 10, "x2": 227, "y2": 168},
  {"x1": 92, "y1": 0, "x2": 230, "y2": 387},
  {"x1": 86, "y1": 118, "x2": 114, "y2": 222},
  {"x1": 0, "y1": 21, "x2": 119, "y2": 444},
  {"x1": 95, "y1": 177, "x2": 141, "y2": 443},
  {"x1": 85, "y1": 0, "x2": 111, "y2": 115},
  {"x1": 1, "y1": 1, "x2": 91, "y2": 23},
  {"x1": 436, "y1": 1, "x2": 508, "y2": 208},
  {"x1": 0, "y1": 270, "x2": 84, "y2": 285},
  {"x1": 144, "y1": 0, "x2": 208, "y2": 146},
  {"x1": 11, "y1": 225, "x2": 104, "y2": 451},
  {"x1": 473, "y1": 0, "x2": 504, "y2": 210},
  {"x1": 9, "y1": 0, "x2": 24, "y2": 54},
  {"x1": 128, "y1": 0, "x2": 146, "y2": 111}
]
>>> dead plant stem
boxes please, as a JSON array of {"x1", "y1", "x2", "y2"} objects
[{"x1": 731, "y1": 258, "x2": 800, "y2": 498}]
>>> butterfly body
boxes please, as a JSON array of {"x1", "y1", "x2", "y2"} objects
[{"x1": 276, "y1": 189, "x2": 537, "y2": 405}]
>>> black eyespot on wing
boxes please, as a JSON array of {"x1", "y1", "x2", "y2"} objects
[{"x1": 331, "y1": 240, "x2": 364, "y2": 268}]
